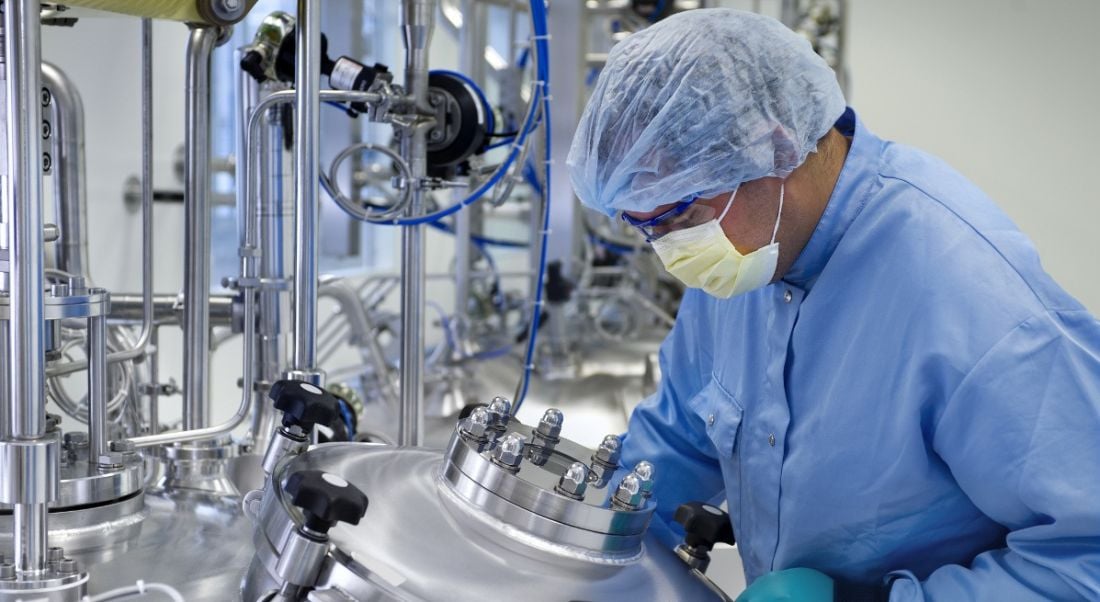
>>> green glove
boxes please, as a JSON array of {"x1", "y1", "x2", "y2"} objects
[{"x1": 735, "y1": 568, "x2": 835, "y2": 602}]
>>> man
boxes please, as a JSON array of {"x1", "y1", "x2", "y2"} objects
[{"x1": 566, "y1": 8, "x2": 1100, "y2": 602}]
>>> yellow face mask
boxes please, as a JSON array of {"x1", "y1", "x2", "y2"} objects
[{"x1": 651, "y1": 184, "x2": 784, "y2": 299}]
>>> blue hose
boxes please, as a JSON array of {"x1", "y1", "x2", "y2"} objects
[{"x1": 512, "y1": 0, "x2": 552, "y2": 415}]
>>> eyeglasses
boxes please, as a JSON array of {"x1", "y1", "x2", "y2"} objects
[{"x1": 620, "y1": 196, "x2": 722, "y2": 242}]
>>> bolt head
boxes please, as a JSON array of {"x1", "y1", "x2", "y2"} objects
[
  {"x1": 486, "y1": 396, "x2": 512, "y2": 428},
  {"x1": 0, "y1": 563, "x2": 13, "y2": 580},
  {"x1": 57, "y1": 558, "x2": 78, "y2": 575},
  {"x1": 98, "y1": 452, "x2": 125, "y2": 468},
  {"x1": 63, "y1": 431, "x2": 88, "y2": 448},
  {"x1": 633, "y1": 461, "x2": 656, "y2": 497},
  {"x1": 613, "y1": 473, "x2": 645, "y2": 510},
  {"x1": 460, "y1": 407, "x2": 491, "y2": 440},
  {"x1": 109, "y1": 439, "x2": 136, "y2": 454},
  {"x1": 535, "y1": 408, "x2": 563, "y2": 440},
  {"x1": 47, "y1": 547, "x2": 64, "y2": 563},
  {"x1": 555, "y1": 461, "x2": 589, "y2": 499},
  {"x1": 593, "y1": 434, "x2": 622, "y2": 466},
  {"x1": 491, "y1": 433, "x2": 526, "y2": 469}
]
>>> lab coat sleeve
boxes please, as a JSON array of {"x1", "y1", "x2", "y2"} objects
[
  {"x1": 890, "y1": 310, "x2": 1100, "y2": 601},
  {"x1": 620, "y1": 305, "x2": 726, "y2": 550}
]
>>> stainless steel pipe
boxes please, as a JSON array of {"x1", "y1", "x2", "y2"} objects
[
  {"x1": 291, "y1": 0, "x2": 321, "y2": 379},
  {"x1": 108, "y1": 293, "x2": 235, "y2": 326},
  {"x1": 3, "y1": 0, "x2": 52, "y2": 576},
  {"x1": 183, "y1": 26, "x2": 218, "y2": 430},
  {"x1": 41, "y1": 62, "x2": 88, "y2": 280},
  {"x1": 87, "y1": 313, "x2": 108, "y2": 463},
  {"x1": 398, "y1": 0, "x2": 436, "y2": 447}
]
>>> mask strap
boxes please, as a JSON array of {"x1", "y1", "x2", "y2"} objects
[
  {"x1": 769, "y1": 182, "x2": 785, "y2": 245},
  {"x1": 717, "y1": 187, "x2": 738, "y2": 223}
]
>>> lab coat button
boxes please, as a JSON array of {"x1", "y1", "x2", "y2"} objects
[
  {"x1": 707, "y1": 414, "x2": 715, "y2": 426},
  {"x1": 768, "y1": 433, "x2": 776, "y2": 447}
]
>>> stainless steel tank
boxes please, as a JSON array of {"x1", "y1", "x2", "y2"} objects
[{"x1": 241, "y1": 409, "x2": 724, "y2": 601}]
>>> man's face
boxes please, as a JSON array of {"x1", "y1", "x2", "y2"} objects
[{"x1": 623, "y1": 178, "x2": 781, "y2": 254}]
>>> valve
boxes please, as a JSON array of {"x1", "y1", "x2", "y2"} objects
[
  {"x1": 673, "y1": 501, "x2": 735, "y2": 573},
  {"x1": 269, "y1": 380, "x2": 340, "y2": 434},
  {"x1": 284, "y1": 470, "x2": 369, "y2": 535}
]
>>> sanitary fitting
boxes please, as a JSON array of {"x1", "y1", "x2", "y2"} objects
[
  {"x1": 554, "y1": 461, "x2": 589, "y2": 501},
  {"x1": 491, "y1": 433, "x2": 526, "y2": 471}
]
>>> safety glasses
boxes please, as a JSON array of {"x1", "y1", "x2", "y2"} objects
[{"x1": 620, "y1": 196, "x2": 722, "y2": 242}]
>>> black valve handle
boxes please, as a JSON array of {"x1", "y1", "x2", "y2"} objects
[
  {"x1": 674, "y1": 501, "x2": 735, "y2": 553},
  {"x1": 269, "y1": 380, "x2": 340, "y2": 433},
  {"x1": 284, "y1": 470, "x2": 369, "y2": 535}
]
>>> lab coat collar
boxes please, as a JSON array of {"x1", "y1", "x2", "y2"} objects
[{"x1": 783, "y1": 108, "x2": 883, "y2": 291}]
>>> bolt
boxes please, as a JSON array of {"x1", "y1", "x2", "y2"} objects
[
  {"x1": 98, "y1": 452, "x2": 125, "y2": 469},
  {"x1": 63, "y1": 431, "x2": 88, "y2": 449},
  {"x1": 554, "y1": 461, "x2": 589, "y2": 500},
  {"x1": 593, "y1": 434, "x2": 622, "y2": 466},
  {"x1": 491, "y1": 433, "x2": 526, "y2": 471},
  {"x1": 43, "y1": 152, "x2": 52, "y2": 172},
  {"x1": 0, "y1": 563, "x2": 13, "y2": 581},
  {"x1": 57, "y1": 558, "x2": 78, "y2": 575},
  {"x1": 109, "y1": 439, "x2": 136, "y2": 454},
  {"x1": 485, "y1": 396, "x2": 512, "y2": 430},
  {"x1": 41, "y1": 87, "x2": 52, "y2": 108},
  {"x1": 47, "y1": 547, "x2": 64, "y2": 564},
  {"x1": 221, "y1": 0, "x2": 241, "y2": 9},
  {"x1": 634, "y1": 461, "x2": 656, "y2": 499},
  {"x1": 42, "y1": 119, "x2": 51, "y2": 139},
  {"x1": 430, "y1": 129, "x2": 444, "y2": 142},
  {"x1": 459, "y1": 406, "x2": 491, "y2": 441},
  {"x1": 50, "y1": 283, "x2": 69, "y2": 297},
  {"x1": 67, "y1": 276, "x2": 86, "y2": 292},
  {"x1": 612, "y1": 473, "x2": 645, "y2": 511},
  {"x1": 535, "y1": 408, "x2": 563, "y2": 441}
]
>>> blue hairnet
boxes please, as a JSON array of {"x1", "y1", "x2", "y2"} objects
[{"x1": 567, "y1": 9, "x2": 846, "y2": 216}]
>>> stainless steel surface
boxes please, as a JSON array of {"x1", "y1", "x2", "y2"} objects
[
  {"x1": 86, "y1": 315, "x2": 107, "y2": 463},
  {"x1": 0, "y1": 459, "x2": 141, "y2": 510},
  {"x1": 292, "y1": 0, "x2": 321, "y2": 378},
  {"x1": 183, "y1": 25, "x2": 218, "y2": 431},
  {"x1": 398, "y1": 0, "x2": 437, "y2": 447},
  {"x1": 0, "y1": 287, "x2": 108, "y2": 323},
  {"x1": 244, "y1": 444, "x2": 722, "y2": 601},
  {"x1": 107, "y1": 293, "x2": 235, "y2": 326},
  {"x1": 40, "y1": 63, "x2": 87, "y2": 279}
]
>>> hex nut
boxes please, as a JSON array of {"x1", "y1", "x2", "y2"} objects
[
  {"x1": 460, "y1": 407, "x2": 491, "y2": 441},
  {"x1": 58, "y1": 558, "x2": 78, "y2": 575},
  {"x1": 109, "y1": 439, "x2": 136, "y2": 454},
  {"x1": 491, "y1": 433, "x2": 526, "y2": 470},
  {"x1": 588, "y1": 460, "x2": 614, "y2": 487},
  {"x1": 535, "y1": 408, "x2": 564, "y2": 441},
  {"x1": 612, "y1": 473, "x2": 645, "y2": 510},
  {"x1": 593, "y1": 434, "x2": 622, "y2": 466},
  {"x1": 486, "y1": 396, "x2": 512, "y2": 429},
  {"x1": 555, "y1": 461, "x2": 589, "y2": 500},
  {"x1": 98, "y1": 452, "x2": 125, "y2": 468},
  {"x1": 63, "y1": 431, "x2": 88, "y2": 448}
]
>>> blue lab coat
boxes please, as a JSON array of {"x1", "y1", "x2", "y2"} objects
[{"x1": 621, "y1": 108, "x2": 1100, "y2": 600}]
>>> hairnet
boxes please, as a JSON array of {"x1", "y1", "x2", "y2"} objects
[{"x1": 566, "y1": 8, "x2": 846, "y2": 216}]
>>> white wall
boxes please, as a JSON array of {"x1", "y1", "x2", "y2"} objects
[{"x1": 845, "y1": 0, "x2": 1100, "y2": 312}]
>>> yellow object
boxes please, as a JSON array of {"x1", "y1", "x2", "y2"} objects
[{"x1": 63, "y1": 0, "x2": 258, "y2": 26}]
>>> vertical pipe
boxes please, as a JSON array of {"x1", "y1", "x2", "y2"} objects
[
  {"x1": 148, "y1": 327, "x2": 159, "y2": 435},
  {"x1": 87, "y1": 314, "x2": 107, "y2": 462},
  {"x1": 4, "y1": 0, "x2": 50, "y2": 575},
  {"x1": 0, "y1": 321, "x2": 8, "y2": 437},
  {"x1": 292, "y1": 0, "x2": 321, "y2": 377},
  {"x1": 41, "y1": 62, "x2": 88, "y2": 279},
  {"x1": 398, "y1": 0, "x2": 435, "y2": 447},
  {"x1": 452, "y1": 0, "x2": 483, "y2": 340},
  {"x1": 183, "y1": 27, "x2": 217, "y2": 430}
]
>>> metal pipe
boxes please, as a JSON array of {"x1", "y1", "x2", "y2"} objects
[
  {"x1": 147, "y1": 327, "x2": 159, "y2": 435},
  {"x1": 41, "y1": 62, "x2": 88, "y2": 279},
  {"x1": 183, "y1": 26, "x2": 218, "y2": 430},
  {"x1": 4, "y1": 0, "x2": 51, "y2": 575},
  {"x1": 106, "y1": 293, "x2": 236, "y2": 325},
  {"x1": 87, "y1": 313, "x2": 107, "y2": 462},
  {"x1": 398, "y1": 0, "x2": 436, "y2": 447},
  {"x1": 291, "y1": 0, "x2": 321, "y2": 377}
]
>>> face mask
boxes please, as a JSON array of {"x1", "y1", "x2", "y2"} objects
[{"x1": 651, "y1": 183, "x2": 784, "y2": 299}]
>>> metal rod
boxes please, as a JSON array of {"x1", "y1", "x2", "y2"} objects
[
  {"x1": 291, "y1": 0, "x2": 321, "y2": 377},
  {"x1": 183, "y1": 26, "x2": 218, "y2": 430},
  {"x1": 41, "y1": 62, "x2": 88, "y2": 279},
  {"x1": 147, "y1": 327, "x2": 159, "y2": 435},
  {"x1": 87, "y1": 313, "x2": 107, "y2": 462},
  {"x1": 398, "y1": 0, "x2": 436, "y2": 447},
  {"x1": 106, "y1": 293, "x2": 235, "y2": 325},
  {"x1": 4, "y1": 0, "x2": 51, "y2": 576}
]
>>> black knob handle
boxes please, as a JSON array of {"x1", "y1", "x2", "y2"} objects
[
  {"x1": 284, "y1": 470, "x2": 369, "y2": 534},
  {"x1": 269, "y1": 380, "x2": 340, "y2": 432},
  {"x1": 674, "y1": 501, "x2": 735, "y2": 552}
]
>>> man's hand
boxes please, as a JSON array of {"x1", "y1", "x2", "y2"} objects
[{"x1": 735, "y1": 568, "x2": 891, "y2": 602}]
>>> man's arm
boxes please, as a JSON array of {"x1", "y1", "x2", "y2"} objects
[
  {"x1": 620, "y1": 301, "x2": 727, "y2": 549},
  {"x1": 890, "y1": 310, "x2": 1100, "y2": 600}
]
